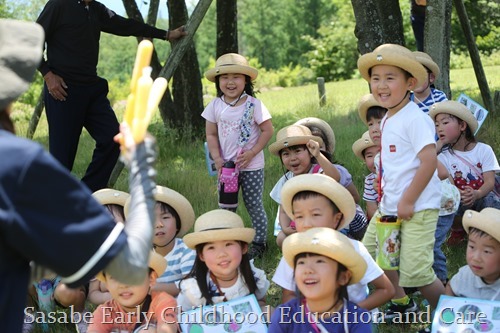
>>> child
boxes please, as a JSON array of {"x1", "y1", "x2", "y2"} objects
[
  {"x1": 295, "y1": 117, "x2": 368, "y2": 240},
  {"x1": 410, "y1": 51, "x2": 447, "y2": 114},
  {"x1": 177, "y1": 209, "x2": 270, "y2": 312},
  {"x1": 269, "y1": 227, "x2": 372, "y2": 332},
  {"x1": 352, "y1": 130, "x2": 379, "y2": 221},
  {"x1": 446, "y1": 208, "x2": 500, "y2": 300},
  {"x1": 202, "y1": 53, "x2": 274, "y2": 259},
  {"x1": 88, "y1": 252, "x2": 178, "y2": 333},
  {"x1": 357, "y1": 44, "x2": 445, "y2": 310},
  {"x1": 125, "y1": 185, "x2": 196, "y2": 297},
  {"x1": 269, "y1": 124, "x2": 341, "y2": 248},
  {"x1": 429, "y1": 100, "x2": 500, "y2": 243},
  {"x1": 272, "y1": 174, "x2": 394, "y2": 319}
]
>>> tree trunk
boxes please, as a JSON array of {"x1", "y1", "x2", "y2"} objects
[
  {"x1": 216, "y1": 0, "x2": 238, "y2": 56},
  {"x1": 424, "y1": 0, "x2": 452, "y2": 98}
]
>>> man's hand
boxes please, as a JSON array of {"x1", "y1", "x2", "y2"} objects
[
  {"x1": 167, "y1": 26, "x2": 187, "y2": 41},
  {"x1": 44, "y1": 71, "x2": 68, "y2": 101}
]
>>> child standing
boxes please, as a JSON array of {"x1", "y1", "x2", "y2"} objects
[
  {"x1": 357, "y1": 44, "x2": 445, "y2": 309},
  {"x1": 446, "y1": 208, "x2": 500, "y2": 300},
  {"x1": 202, "y1": 53, "x2": 274, "y2": 259},
  {"x1": 269, "y1": 227, "x2": 372, "y2": 332},
  {"x1": 429, "y1": 101, "x2": 500, "y2": 242},
  {"x1": 88, "y1": 251, "x2": 178, "y2": 333},
  {"x1": 177, "y1": 209, "x2": 270, "y2": 311}
]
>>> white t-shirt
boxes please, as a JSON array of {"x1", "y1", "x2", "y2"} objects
[
  {"x1": 272, "y1": 238, "x2": 383, "y2": 306},
  {"x1": 379, "y1": 101, "x2": 441, "y2": 215},
  {"x1": 201, "y1": 96, "x2": 272, "y2": 171},
  {"x1": 450, "y1": 265, "x2": 500, "y2": 301}
]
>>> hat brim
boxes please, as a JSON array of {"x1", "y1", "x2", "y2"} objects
[
  {"x1": 96, "y1": 251, "x2": 166, "y2": 282},
  {"x1": 283, "y1": 228, "x2": 367, "y2": 285},
  {"x1": 205, "y1": 65, "x2": 258, "y2": 82},
  {"x1": 295, "y1": 118, "x2": 335, "y2": 154},
  {"x1": 281, "y1": 174, "x2": 356, "y2": 231},
  {"x1": 92, "y1": 189, "x2": 129, "y2": 207},
  {"x1": 269, "y1": 135, "x2": 323, "y2": 156},
  {"x1": 428, "y1": 100, "x2": 478, "y2": 134},
  {"x1": 352, "y1": 132, "x2": 376, "y2": 160},
  {"x1": 414, "y1": 53, "x2": 440, "y2": 78},
  {"x1": 462, "y1": 208, "x2": 500, "y2": 243},
  {"x1": 183, "y1": 228, "x2": 255, "y2": 249},
  {"x1": 357, "y1": 94, "x2": 382, "y2": 125}
]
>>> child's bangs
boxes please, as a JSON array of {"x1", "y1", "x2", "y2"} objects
[
  {"x1": 292, "y1": 191, "x2": 340, "y2": 213},
  {"x1": 279, "y1": 144, "x2": 307, "y2": 155}
]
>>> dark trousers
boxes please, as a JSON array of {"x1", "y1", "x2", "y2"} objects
[{"x1": 44, "y1": 78, "x2": 120, "y2": 192}]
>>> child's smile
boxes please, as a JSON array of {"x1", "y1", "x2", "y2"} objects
[
  {"x1": 295, "y1": 254, "x2": 341, "y2": 304},
  {"x1": 201, "y1": 240, "x2": 245, "y2": 283},
  {"x1": 370, "y1": 65, "x2": 415, "y2": 112},
  {"x1": 280, "y1": 146, "x2": 312, "y2": 176}
]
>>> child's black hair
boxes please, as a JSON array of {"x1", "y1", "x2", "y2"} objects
[
  {"x1": 0, "y1": 109, "x2": 15, "y2": 134},
  {"x1": 438, "y1": 115, "x2": 477, "y2": 154},
  {"x1": 366, "y1": 106, "x2": 388, "y2": 124},
  {"x1": 279, "y1": 144, "x2": 317, "y2": 180},
  {"x1": 156, "y1": 201, "x2": 182, "y2": 235},
  {"x1": 215, "y1": 75, "x2": 255, "y2": 97},
  {"x1": 182, "y1": 241, "x2": 257, "y2": 305},
  {"x1": 293, "y1": 252, "x2": 349, "y2": 302},
  {"x1": 292, "y1": 191, "x2": 340, "y2": 214},
  {"x1": 468, "y1": 227, "x2": 497, "y2": 242},
  {"x1": 105, "y1": 204, "x2": 125, "y2": 223}
]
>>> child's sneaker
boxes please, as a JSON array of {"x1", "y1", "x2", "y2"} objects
[
  {"x1": 384, "y1": 298, "x2": 419, "y2": 322},
  {"x1": 248, "y1": 242, "x2": 267, "y2": 259},
  {"x1": 447, "y1": 228, "x2": 466, "y2": 246}
]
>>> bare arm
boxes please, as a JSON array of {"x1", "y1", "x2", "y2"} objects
[
  {"x1": 437, "y1": 160, "x2": 449, "y2": 180},
  {"x1": 87, "y1": 280, "x2": 111, "y2": 305},
  {"x1": 152, "y1": 282, "x2": 180, "y2": 297},
  {"x1": 205, "y1": 120, "x2": 224, "y2": 171},
  {"x1": 358, "y1": 274, "x2": 395, "y2": 310},
  {"x1": 306, "y1": 139, "x2": 340, "y2": 181},
  {"x1": 345, "y1": 182, "x2": 361, "y2": 204},
  {"x1": 279, "y1": 205, "x2": 296, "y2": 236},
  {"x1": 445, "y1": 282, "x2": 456, "y2": 296},
  {"x1": 366, "y1": 201, "x2": 378, "y2": 222}
]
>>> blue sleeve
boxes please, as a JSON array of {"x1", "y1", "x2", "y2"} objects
[{"x1": 268, "y1": 305, "x2": 288, "y2": 333}]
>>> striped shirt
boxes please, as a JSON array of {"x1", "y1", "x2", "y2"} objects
[
  {"x1": 156, "y1": 238, "x2": 196, "y2": 284},
  {"x1": 363, "y1": 172, "x2": 378, "y2": 202},
  {"x1": 410, "y1": 88, "x2": 448, "y2": 114}
]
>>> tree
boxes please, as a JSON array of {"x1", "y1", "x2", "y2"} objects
[{"x1": 216, "y1": 0, "x2": 238, "y2": 56}]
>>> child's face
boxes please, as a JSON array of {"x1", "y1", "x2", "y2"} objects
[
  {"x1": 218, "y1": 73, "x2": 246, "y2": 99},
  {"x1": 200, "y1": 240, "x2": 246, "y2": 281},
  {"x1": 105, "y1": 272, "x2": 154, "y2": 313},
  {"x1": 466, "y1": 232, "x2": 500, "y2": 284},
  {"x1": 280, "y1": 146, "x2": 313, "y2": 176},
  {"x1": 292, "y1": 195, "x2": 343, "y2": 232},
  {"x1": 153, "y1": 204, "x2": 178, "y2": 247},
  {"x1": 369, "y1": 65, "x2": 416, "y2": 111},
  {"x1": 413, "y1": 72, "x2": 433, "y2": 94},
  {"x1": 363, "y1": 146, "x2": 379, "y2": 174},
  {"x1": 434, "y1": 113, "x2": 465, "y2": 145},
  {"x1": 367, "y1": 116, "x2": 383, "y2": 146},
  {"x1": 294, "y1": 254, "x2": 347, "y2": 304}
]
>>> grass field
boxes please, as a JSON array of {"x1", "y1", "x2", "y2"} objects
[{"x1": 14, "y1": 66, "x2": 499, "y2": 332}]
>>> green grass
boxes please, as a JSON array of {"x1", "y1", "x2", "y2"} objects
[{"x1": 14, "y1": 66, "x2": 499, "y2": 332}]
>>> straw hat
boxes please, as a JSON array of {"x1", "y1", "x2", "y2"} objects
[
  {"x1": 352, "y1": 131, "x2": 376, "y2": 160},
  {"x1": 205, "y1": 53, "x2": 258, "y2": 82},
  {"x1": 357, "y1": 44, "x2": 428, "y2": 88},
  {"x1": 268, "y1": 125, "x2": 323, "y2": 156},
  {"x1": 96, "y1": 251, "x2": 167, "y2": 282},
  {"x1": 280, "y1": 174, "x2": 356, "y2": 231},
  {"x1": 92, "y1": 189, "x2": 129, "y2": 207},
  {"x1": 295, "y1": 117, "x2": 336, "y2": 154},
  {"x1": 413, "y1": 51, "x2": 440, "y2": 78},
  {"x1": 282, "y1": 227, "x2": 367, "y2": 284},
  {"x1": 462, "y1": 208, "x2": 500, "y2": 243},
  {"x1": 183, "y1": 209, "x2": 255, "y2": 249},
  {"x1": 428, "y1": 100, "x2": 478, "y2": 134},
  {"x1": 357, "y1": 94, "x2": 384, "y2": 125},
  {"x1": 0, "y1": 19, "x2": 44, "y2": 110},
  {"x1": 124, "y1": 186, "x2": 195, "y2": 237}
]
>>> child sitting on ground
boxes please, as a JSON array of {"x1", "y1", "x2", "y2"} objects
[{"x1": 269, "y1": 227, "x2": 372, "y2": 332}]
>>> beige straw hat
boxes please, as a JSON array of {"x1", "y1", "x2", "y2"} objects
[
  {"x1": 282, "y1": 227, "x2": 367, "y2": 284},
  {"x1": 268, "y1": 124, "x2": 323, "y2": 156},
  {"x1": 183, "y1": 209, "x2": 255, "y2": 249},
  {"x1": 428, "y1": 100, "x2": 478, "y2": 134},
  {"x1": 413, "y1": 51, "x2": 440, "y2": 78},
  {"x1": 205, "y1": 53, "x2": 258, "y2": 82},
  {"x1": 92, "y1": 189, "x2": 129, "y2": 207},
  {"x1": 357, "y1": 44, "x2": 427, "y2": 88},
  {"x1": 352, "y1": 131, "x2": 377, "y2": 160},
  {"x1": 462, "y1": 208, "x2": 500, "y2": 243},
  {"x1": 124, "y1": 186, "x2": 195, "y2": 237},
  {"x1": 357, "y1": 94, "x2": 384, "y2": 125},
  {"x1": 280, "y1": 174, "x2": 356, "y2": 231},
  {"x1": 295, "y1": 117, "x2": 336, "y2": 154},
  {"x1": 96, "y1": 251, "x2": 166, "y2": 282}
]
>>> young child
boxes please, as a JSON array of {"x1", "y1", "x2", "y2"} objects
[
  {"x1": 202, "y1": 53, "x2": 274, "y2": 259},
  {"x1": 357, "y1": 44, "x2": 445, "y2": 310},
  {"x1": 446, "y1": 208, "x2": 500, "y2": 300},
  {"x1": 269, "y1": 227, "x2": 372, "y2": 332},
  {"x1": 352, "y1": 130, "x2": 379, "y2": 221},
  {"x1": 272, "y1": 174, "x2": 394, "y2": 319},
  {"x1": 177, "y1": 209, "x2": 270, "y2": 312},
  {"x1": 430, "y1": 100, "x2": 500, "y2": 243},
  {"x1": 88, "y1": 251, "x2": 178, "y2": 333},
  {"x1": 410, "y1": 51, "x2": 447, "y2": 114},
  {"x1": 295, "y1": 117, "x2": 368, "y2": 240},
  {"x1": 125, "y1": 185, "x2": 196, "y2": 297},
  {"x1": 269, "y1": 124, "x2": 341, "y2": 248}
]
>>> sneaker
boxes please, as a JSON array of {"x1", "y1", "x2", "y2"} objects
[
  {"x1": 447, "y1": 229, "x2": 466, "y2": 246},
  {"x1": 248, "y1": 242, "x2": 267, "y2": 259},
  {"x1": 384, "y1": 299, "x2": 419, "y2": 322}
]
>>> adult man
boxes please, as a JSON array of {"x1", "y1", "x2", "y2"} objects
[{"x1": 36, "y1": 0, "x2": 185, "y2": 191}]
